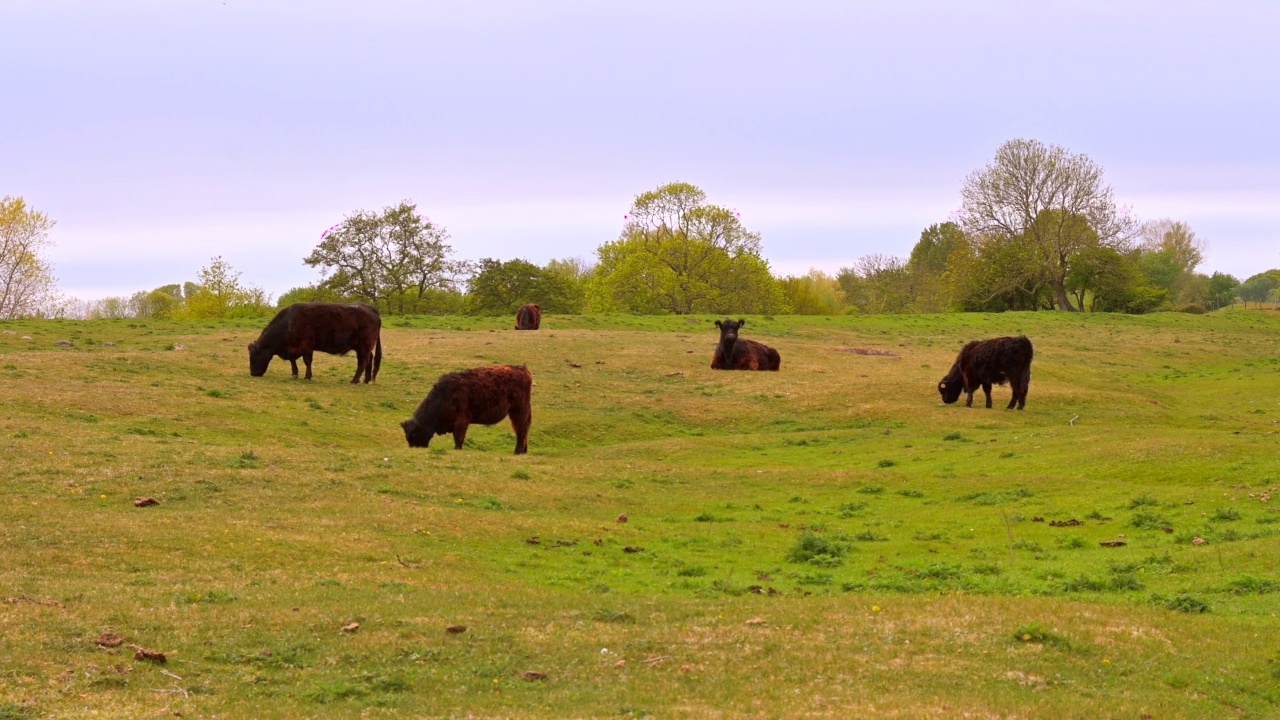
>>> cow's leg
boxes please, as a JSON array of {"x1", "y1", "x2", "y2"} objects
[
  {"x1": 965, "y1": 389, "x2": 974, "y2": 407},
  {"x1": 1017, "y1": 378, "x2": 1029, "y2": 409},
  {"x1": 452, "y1": 418, "x2": 469, "y2": 450},
  {"x1": 1006, "y1": 372, "x2": 1021, "y2": 409},
  {"x1": 290, "y1": 358, "x2": 299, "y2": 378},
  {"x1": 303, "y1": 352, "x2": 314, "y2": 380},
  {"x1": 350, "y1": 351, "x2": 365, "y2": 385},
  {"x1": 982, "y1": 382, "x2": 993, "y2": 408},
  {"x1": 510, "y1": 401, "x2": 531, "y2": 455}
]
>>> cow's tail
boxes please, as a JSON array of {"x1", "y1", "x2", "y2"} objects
[{"x1": 373, "y1": 336, "x2": 383, "y2": 381}]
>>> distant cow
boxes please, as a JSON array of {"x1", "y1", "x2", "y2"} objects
[
  {"x1": 938, "y1": 335, "x2": 1033, "y2": 409},
  {"x1": 710, "y1": 319, "x2": 781, "y2": 371},
  {"x1": 515, "y1": 303, "x2": 541, "y2": 330},
  {"x1": 248, "y1": 302, "x2": 382, "y2": 384},
  {"x1": 401, "y1": 364, "x2": 532, "y2": 454}
]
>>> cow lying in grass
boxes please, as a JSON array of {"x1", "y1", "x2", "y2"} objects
[
  {"x1": 938, "y1": 335, "x2": 1033, "y2": 409},
  {"x1": 710, "y1": 319, "x2": 781, "y2": 371},
  {"x1": 401, "y1": 365, "x2": 533, "y2": 454}
]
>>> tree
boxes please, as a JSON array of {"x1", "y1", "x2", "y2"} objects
[
  {"x1": 838, "y1": 255, "x2": 913, "y2": 314},
  {"x1": 1065, "y1": 246, "x2": 1139, "y2": 312},
  {"x1": 183, "y1": 257, "x2": 270, "y2": 318},
  {"x1": 466, "y1": 258, "x2": 583, "y2": 315},
  {"x1": 304, "y1": 201, "x2": 459, "y2": 314},
  {"x1": 1239, "y1": 272, "x2": 1279, "y2": 308},
  {"x1": 1207, "y1": 272, "x2": 1240, "y2": 309},
  {"x1": 907, "y1": 222, "x2": 970, "y2": 311},
  {"x1": 587, "y1": 183, "x2": 786, "y2": 314},
  {"x1": 779, "y1": 270, "x2": 843, "y2": 315},
  {"x1": 0, "y1": 196, "x2": 62, "y2": 319},
  {"x1": 960, "y1": 139, "x2": 1137, "y2": 311}
]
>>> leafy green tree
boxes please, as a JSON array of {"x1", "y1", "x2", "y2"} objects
[
  {"x1": 0, "y1": 196, "x2": 62, "y2": 318},
  {"x1": 1207, "y1": 272, "x2": 1240, "y2": 309},
  {"x1": 838, "y1": 255, "x2": 913, "y2": 314},
  {"x1": 1066, "y1": 246, "x2": 1139, "y2": 312},
  {"x1": 467, "y1": 258, "x2": 584, "y2": 315},
  {"x1": 960, "y1": 139, "x2": 1136, "y2": 311},
  {"x1": 906, "y1": 221, "x2": 970, "y2": 311},
  {"x1": 277, "y1": 284, "x2": 350, "y2": 307},
  {"x1": 182, "y1": 257, "x2": 270, "y2": 319},
  {"x1": 587, "y1": 183, "x2": 786, "y2": 314},
  {"x1": 779, "y1": 270, "x2": 843, "y2": 315},
  {"x1": 1239, "y1": 272, "x2": 1279, "y2": 308},
  {"x1": 304, "y1": 201, "x2": 459, "y2": 314}
]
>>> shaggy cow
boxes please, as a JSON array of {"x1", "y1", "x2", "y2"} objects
[
  {"x1": 938, "y1": 335, "x2": 1033, "y2": 409},
  {"x1": 515, "y1": 303, "x2": 542, "y2": 330},
  {"x1": 401, "y1": 365, "x2": 533, "y2": 454},
  {"x1": 711, "y1": 319, "x2": 781, "y2": 371},
  {"x1": 248, "y1": 302, "x2": 382, "y2": 384}
]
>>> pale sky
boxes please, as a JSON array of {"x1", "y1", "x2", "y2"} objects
[{"x1": 4, "y1": 0, "x2": 1277, "y2": 300}]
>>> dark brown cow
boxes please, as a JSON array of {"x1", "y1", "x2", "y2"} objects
[
  {"x1": 938, "y1": 335, "x2": 1033, "y2": 409},
  {"x1": 515, "y1": 303, "x2": 542, "y2": 330},
  {"x1": 401, "y1": 365, "x2": 532, "y2": 454},
  {"x1": 710, "y1": 318, "x2": 781, "y2": 371},
  {"x1": 248, "y1": 302, "x2": 382, "y2": 384}
]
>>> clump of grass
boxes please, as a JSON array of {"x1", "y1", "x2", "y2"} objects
[
  {"x1": 1013, "y1": 622, "x2": 1071, "y2": 649},
  {"x1": 205, "y1": 388, "x2": 229, "y2": 398},
  {"x1": 913, "y1": 530, "x2": 946, "y2": 541},
  {"x1": 876, "y1": 459, "x2": 897, "y2": 468},
  {"x1": 897, "y1": 489, "x2": 924, "y2": 498},
  {"x1": 852, "y1": 530, "x2": 888, "y2": 542},
  {"x1": 1156, "y1": 592, "x2": 1210, "y2": 614},
  {"x1": 1221, "y1": 576, "x2": 1280, "y2": 595},
  {"x1": 971, "y1": 563, "x2": 1002, "y2": 576},
  {"x1": 478, "y1": 497, "x2": 503, "y2": 510},
  {"x1": 957, "y1": 487, "x2": 1033, "y2": 505},
  {"x1": 1211, "y1": 507, "x2": 1242, "y2": 522},
  {"x1": 1129, "y1": 510, "x2": 1171, "y2": 530},
  {"x1": 1129, "y1": 494, "x2": 1160, "y2": 509},
  {"x1": 1057, "y1": 535, "x2": 1088, "y2": 550},
  {"x1": 675, "y1": 566, "x2": 707, "y2": 577},
  {"x1": 693, "y1": 512, "x2": 728, "y2": 522},
  {"x1": 0, "y1": 702, "x2": 35, "y2": 720},
  {"x1": 175, "y1": 589, "x2": 237, "y2": 604},
  {"x1": 1011, "y1": 539, "x2": 1042, "y2": 552},
  {"x1": 943, "y1": 432, "x2": 964, "y2": 441},
  {"x1": 511, "y1": 468, "x2": 531, "y2": 480},
  {"x1": 837, "y1": 502, "x2": 867, "y2": 518},
  {"x1": 857, "y1": 485, "x2": 884, "y2": 495},
  {"x1": 611, "y1": 478, "x2": 633, "y2": 489},
  {"x1": 231, "y1": 450, "x2": 260, "y2": 469},
  {"x1": 788, "y1": 532, "x2": 847, "y2": 566},
  {"x1": 591, "y1": 608, "x2": 635, "y2": 624}
]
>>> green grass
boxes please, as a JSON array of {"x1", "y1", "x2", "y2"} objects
[{"x1": 2, "y1": 310, "x2": 1279, "y2": 717}]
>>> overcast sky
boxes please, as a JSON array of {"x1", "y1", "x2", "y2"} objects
[{"x1": 4, "y1": 0, "x2": 1277, "y2": 300}]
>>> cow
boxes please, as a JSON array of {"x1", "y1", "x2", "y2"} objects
[
  {"x1": 247, "y1": 302, "x2": 382, "y2": 384},
  {"x1": 401, "y1": 364, "x2": 533, "y2": 454},
  {"x1": 710, "y1": 318, "x2": 781, "y2": 371},
  {"x1": 938, "y1": 335, "x2": 1033, "y2": 409},
  {"x1": 515, "y1": 303, "x2": 542, "y2": 330}
]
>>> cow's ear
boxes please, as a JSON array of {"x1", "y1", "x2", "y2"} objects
[
  {"x1": 738, "y1": 318, "x2": 746, "y2": 326},
  {"x1": 937, "y1": 381, "x2": 945, "y2": 391},
  {"x1": 401, "y1": 419, "x2": 415, "y2": 431},
  {"x1": 714, "y1": 320, "x2": 722, "y2": 328}
]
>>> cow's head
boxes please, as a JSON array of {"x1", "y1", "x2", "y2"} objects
[
  {"x1": 937, "y1": 368, "x2": 965, "y2": 404},
  {"x1": 401, "y1": 418, "x2": 433, "y2": 448},
  {"x1": 247, "y1": 341, "x2": 273, "y2": 377},
  {"x1": 714, "y1": 318, "x2": 745, "y2": 346}
]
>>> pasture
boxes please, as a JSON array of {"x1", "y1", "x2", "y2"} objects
[{"x1": 1, "y1": 310, "x2": 1278, "y2": 719}]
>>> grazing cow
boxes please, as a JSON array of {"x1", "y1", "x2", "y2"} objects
[
  {"x1": 938, "y1": 335, "x2": 1033, "y2": 409},
  {"x1": 248, "y1": 302, "x2": 382, "y2": 384},
  {"x1": 710, "y1": 318, "x2": 781, "y2": 371},
  {"x1": 401, "y1": 364, "x2": 532, "y2": 454},
  {"x1": 515, "y1": 303, "x2": 542, "y2": 330}
]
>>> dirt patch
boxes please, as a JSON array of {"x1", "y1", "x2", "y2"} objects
[{"x1": 837, "y1": 347, "x2": 900, "y2": 358}]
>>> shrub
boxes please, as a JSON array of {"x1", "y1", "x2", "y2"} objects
[
  {"x1": 788, "y1": 532, "x2": 847, "y2": 565},
  {"x1": 1129, "y1": 510, "x2": 1171, "y2": 530}
]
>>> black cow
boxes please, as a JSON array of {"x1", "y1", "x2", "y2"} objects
[
  {"x1": 401, "y1": 365, "x2": 533, "y2": 454},
  {"x1": 248, "y1": 302, "x2": 382, "y2": 384},
  {"x1": 711, "y1": 319, "x2": 781, "y2": 371},
  {"x1": 938, "y1": 335, "x2": 1033, "y2": 409}
]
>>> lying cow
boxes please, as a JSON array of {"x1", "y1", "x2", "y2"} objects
[
  {"x1": 248, "y1": 302, "x2": 382, "y2": 384},
  {"x1": 401, "y1": 364, "x2": 532, "y2": 454},
  {"x1": 515, "y1": 303, "x2": 542, "y2": 330},
  {"x1": 711, "y1": 318, "x2": 781, "y2": 371},
  {"x1": 938, "y1": 335, "x2": 1033, "y2": 409}
]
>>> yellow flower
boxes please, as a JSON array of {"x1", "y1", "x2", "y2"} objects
[
  {"x1": 872, "y1": 606, "x2": 881, "y2": 613},
  {"x1": 1102, "y1": 659, "x2": 1111, "y2": 665}
]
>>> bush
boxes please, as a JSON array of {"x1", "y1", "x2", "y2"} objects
[{"x1": 788, "y1": 532, "x2": 847, "y2": 566}]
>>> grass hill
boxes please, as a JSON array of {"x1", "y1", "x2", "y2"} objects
[{"x1": 1, "y1": 310, "x2": 1278, "y2": 718}]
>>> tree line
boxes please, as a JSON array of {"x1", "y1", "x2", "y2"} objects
[{"x1": 4, "y1": 139, "x2": 1278, "y2": 320}]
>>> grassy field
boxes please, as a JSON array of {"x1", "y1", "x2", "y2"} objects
[{"x1": 1, "y1": 309, "x2": 1278, "y2": 719}]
